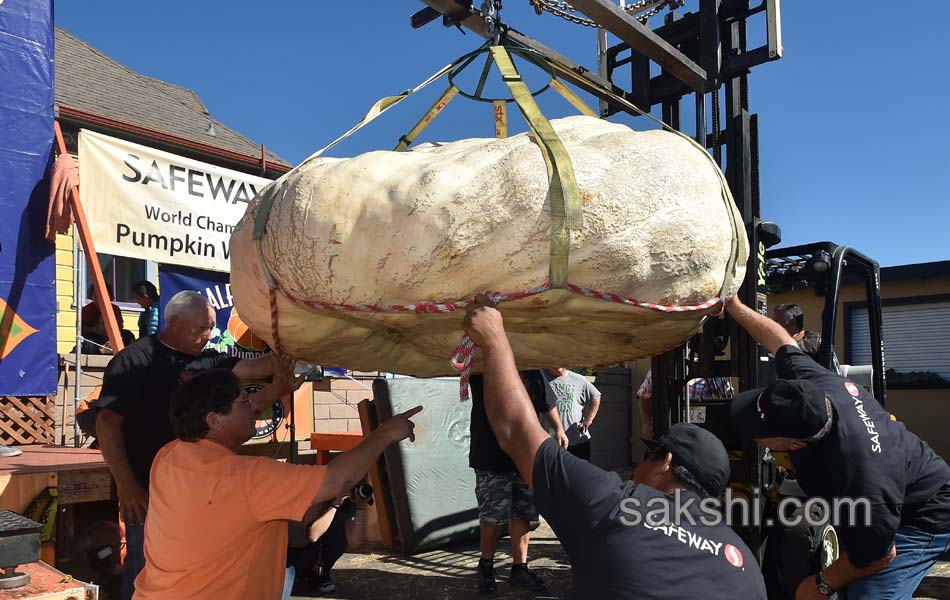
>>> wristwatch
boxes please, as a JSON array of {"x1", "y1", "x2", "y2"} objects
[{"x1": 815, "y1": 571, "x2": 834, "y2": 596}]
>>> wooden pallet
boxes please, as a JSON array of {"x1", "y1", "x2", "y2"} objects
[{"x1": 0, "y1": 396, "x2": 55, "y2": 445}]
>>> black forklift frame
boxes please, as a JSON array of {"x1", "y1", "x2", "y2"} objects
[
  {"x1": 412, "y1": 0, "x2": 884, "y2": 552},
  {"x1": 765, "y1": 242, "x2": 887, "y2": 405}
]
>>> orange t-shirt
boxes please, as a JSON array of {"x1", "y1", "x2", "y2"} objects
[{"x1": 134, "y1": 439, "x2": 325, "y2": 600}]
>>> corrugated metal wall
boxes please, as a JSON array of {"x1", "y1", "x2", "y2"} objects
[{"x1": 589, "y1": 366, "x2": 633, "y2": 470}]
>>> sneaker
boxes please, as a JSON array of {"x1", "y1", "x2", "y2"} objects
[
  {"x1": 477, "y1": 560, "x2": 497, "y2": 593},
  {"x1": 509, "y1": 564, "x2": 547, "y2": 592},
  {"x1": 317, "y1": 572, "x2": 336, "y2": 593}
]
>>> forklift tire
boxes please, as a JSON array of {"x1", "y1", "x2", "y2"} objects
[{"x1": 762, "y1": 507, "x2": 840, "y2": 599}]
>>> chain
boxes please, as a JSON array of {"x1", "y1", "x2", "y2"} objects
[{"x1": 530, "y1": 0, "x2": 683, "y2": 27}]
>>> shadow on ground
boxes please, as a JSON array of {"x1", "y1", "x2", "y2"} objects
[
  {"x1": 291, "y1": 519, "x2": 571, "y2": 600},
  {"x1": 291, "y1": 521, "x2": 950, "y2": 599}
]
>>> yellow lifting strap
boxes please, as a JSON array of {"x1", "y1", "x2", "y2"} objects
[
  {"x1": 490, "y1": 45, "x2": 583, "y2": 289},
  {"x1": 394, "y1": 85, "x2": 461, "y2": 152},
  {"x1": 253, "y1": 61, "x2": 457, "y2": 240},
  {"x1": 550, "y1": 78, "x2": 598, "y2": 118},
  {"x1": 543, "y1": 59, "x2": 742, "y2": 301},
  {"x1": 493, "y1": 100, "x2": 508, "y2": 138}
]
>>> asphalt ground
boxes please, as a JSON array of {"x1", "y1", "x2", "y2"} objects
[{"x1": 290, "y1": 518, "x2": 950, "y2": 599}]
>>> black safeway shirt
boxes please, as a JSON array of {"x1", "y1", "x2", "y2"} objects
[
  {"x1": 532, "y1": 439, "x2": 767, "y2": 599},
  {"x1": 96, "y1": 335, "x2": 239, "y2": 488},
  {"x1": 469, "y1": 374, "x2": 555, "y2": 472},
  {"x1": 779, "y1": 345, "x2": 950, "y2": 567}
]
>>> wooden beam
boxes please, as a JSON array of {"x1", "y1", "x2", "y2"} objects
[
  {"x1": 357, "y1": 399, "x2": 399, "y2": 548},
  {"x1": 568, "y1": 0, "x2": 707, "y2": 91},
  {"x1": 54, "y1": 121, "x2": 124, "y2": 354},
  {"x1": 310, "y1": 431, "x2": 364, "y2": 466},
  {"x1": 417, "y1": 0, "x2": 643, "y2": 117}
]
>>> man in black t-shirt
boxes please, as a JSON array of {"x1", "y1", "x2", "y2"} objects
[
  {"x1": 462, "y1": 295, "x2": 767, "y2": 599},
  {"x1": 771, "y1": 303, "x2": 842, "y2": 373},
  {"x1": 468, "y1": 371, "x2": 566, "y2": 593},
  {"x1": 727, "y1": 295, "x2": 950, "y2": 599},
  {"x1": 95, "y1": 290, "x2": 286, "y2": 600}
]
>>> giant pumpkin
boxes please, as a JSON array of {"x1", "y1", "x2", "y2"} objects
[{"x1": 229, "y1": 116, "x2": 748, "y2": 376}]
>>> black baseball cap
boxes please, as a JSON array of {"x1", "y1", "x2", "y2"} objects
[
  {"x1": 730, "y1": 379, "x2": 830, "y2": 441},
  {"x1": 641, "y1": 423, "x2": 730, "y2": 497}
]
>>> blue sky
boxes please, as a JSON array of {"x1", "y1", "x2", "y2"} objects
[{"x1": 56, "y1": 2, "x2": 949, "y2": 267}]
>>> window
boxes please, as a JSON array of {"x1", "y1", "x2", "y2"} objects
[
  {"x1": 849, "y1": 299, "x2": 950, "y2": 387},
  {"x1": 82, "y1": 254, "x2": 157, "y2": 308}
]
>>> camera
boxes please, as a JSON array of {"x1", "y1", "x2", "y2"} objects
[
  {"x1": 351, "y1": 481, "x2": 374, "y2": 506},
  {"x1": 293, "y1": 361, "x2": 324, "y2": 382}
]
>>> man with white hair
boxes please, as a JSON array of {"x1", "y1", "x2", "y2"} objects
[{"x1": 95, "y1": 290, "x2": 281, "y2": 600}]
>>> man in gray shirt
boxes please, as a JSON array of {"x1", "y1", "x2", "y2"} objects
[{"x1": 543, "y1": 368, "x2": 601, "y2": 461}]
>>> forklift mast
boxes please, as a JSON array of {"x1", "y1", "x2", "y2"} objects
[{"x1": 414, "y1": 0, "x2": 886, "y2": 554}]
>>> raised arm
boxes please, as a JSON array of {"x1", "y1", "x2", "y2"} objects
[
  {"x1": 247, "y1": 353, "x2": 304, "y2": 414},
  {"x1": 231, "y1": 352, "x2": 277, "y2": 381},
  {"x1": 724, "y1": 295, "x2": 798, "y2": 356},
  {"x1": 463, "y1": 295, "x2": 551, "y2": 487}
]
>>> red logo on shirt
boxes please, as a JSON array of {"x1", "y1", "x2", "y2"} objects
[
  {"x1": 845, "y1": 381, "x2": 861, "y2": 397},
  {"x1": 724, "y1": 544, "x2": 744, "y2": 568}
]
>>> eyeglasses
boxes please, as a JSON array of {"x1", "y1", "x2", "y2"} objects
[{"x1": 232, "y1": 390, "x2": 254, "y2": 407}]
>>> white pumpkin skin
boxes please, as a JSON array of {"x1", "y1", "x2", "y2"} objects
[{"x1": 229, "y1": 116, "x2": 748, "y2": 376}]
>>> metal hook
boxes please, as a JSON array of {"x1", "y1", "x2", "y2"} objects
[{"x1": 481, "y1": 0, "x2": 504, "y2": 45}]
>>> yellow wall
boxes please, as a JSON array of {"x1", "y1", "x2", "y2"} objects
[
  {"x1": 771, "y1": 273, "x2": 950, "y2": 460},
  {"x1": 55, "y1": 232, "x2": 75, "y2": 355}
]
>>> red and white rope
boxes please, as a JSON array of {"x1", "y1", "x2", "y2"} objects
[
  {"x1": 266, "y1": 280, "x2": 721, "y2": 400},
  {"x1": 268, "y1": 284, "x2": 282, "y2": 354}
]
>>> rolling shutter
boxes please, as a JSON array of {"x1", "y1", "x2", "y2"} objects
[{"x1": 850, "y1": 301, "x2": 950, "y2": 379}]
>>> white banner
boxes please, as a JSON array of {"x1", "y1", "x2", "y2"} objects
[{"x1": 78, "y1": 129, "x2": 271, "y2": 272}]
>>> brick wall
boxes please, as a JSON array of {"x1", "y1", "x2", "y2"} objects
[{"x1": 312, "y1": 372, "x2": 381, "y2": 434}]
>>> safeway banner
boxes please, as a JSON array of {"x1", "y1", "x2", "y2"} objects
[{"x1": 78, "y1": 130, "x2": 271, "y2": 272}]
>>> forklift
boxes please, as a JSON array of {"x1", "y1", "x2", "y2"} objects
[
  {"x1": 413, "y1": 1, "x2": 887, "y2": 596},
  {"x1": 680, "y1": 240, "x2": 886, "y2": 597}
]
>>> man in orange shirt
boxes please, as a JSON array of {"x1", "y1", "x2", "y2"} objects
[{"x1": 133, "y1": 367, "x2": 422, "y2": 599}]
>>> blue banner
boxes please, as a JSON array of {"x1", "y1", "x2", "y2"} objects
[
  {"x1": 0, "y1": 0, "x2": 58, "y2": 395},
  {"x1": 158, "y1": 265, "x2": 291, "y2": 440},
  {"x1": 158, "y1": 265, "x2": 268, "y2": 359}
]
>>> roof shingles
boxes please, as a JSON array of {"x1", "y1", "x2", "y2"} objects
[{"x1": 54, "y1": 27, "x2": 289, "y2": 167}]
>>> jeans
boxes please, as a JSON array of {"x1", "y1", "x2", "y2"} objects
[
  {"x1": 121, "y1": 522, "x2": 146, "y2": 600},
  {"x1": 843, "y1": 526, "x2": 950, "y2": 599},
  {"x1": 281, "y1": 566, "x2": 295, "y2": 600}
]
